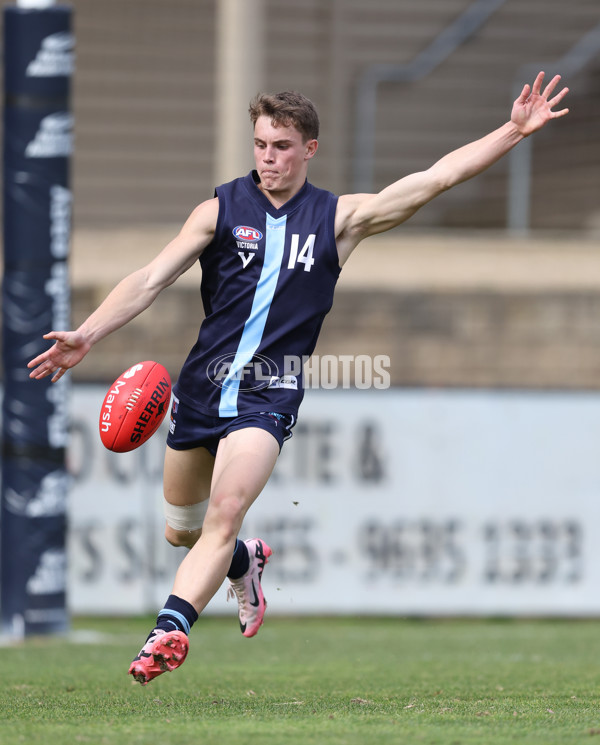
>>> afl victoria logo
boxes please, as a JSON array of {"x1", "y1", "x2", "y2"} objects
[{"x1": 233, "y1": 226, "x2": 263, "y2": 242}]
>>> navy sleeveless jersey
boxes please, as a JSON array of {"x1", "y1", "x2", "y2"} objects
[{"x1": 175, "y1": 171, "x2": 341, "y2": 417}]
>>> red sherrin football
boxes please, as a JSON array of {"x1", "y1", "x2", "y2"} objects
[{"x1": 99, "y1": 361, "x2": 171, "y2": 452}]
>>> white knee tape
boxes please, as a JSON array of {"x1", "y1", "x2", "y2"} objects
[{"x1": 164, "y1": 500, "x2": 209, "y2": 532}]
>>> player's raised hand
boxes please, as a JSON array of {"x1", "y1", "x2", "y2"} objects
[
  {"x1": 511, "y1": 71, "x2": 569, "y2": 137},
  {"x1": 27, "y1": 330, "x2": 91, "y2": 382}
]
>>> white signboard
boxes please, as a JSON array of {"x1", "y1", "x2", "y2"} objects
[{"x1": 65, "y1": 387, "x2": 600, "y2": 616}]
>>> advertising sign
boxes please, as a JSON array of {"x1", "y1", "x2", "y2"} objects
[{"x1": 66, "y1": 387, "x2": 599, "y2": 617}]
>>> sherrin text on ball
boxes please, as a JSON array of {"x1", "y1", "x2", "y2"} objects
[{"x1": 99, "y1": 360, "x2": 171, "y2": 452}]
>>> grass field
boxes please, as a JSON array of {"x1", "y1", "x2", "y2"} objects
[{"x1": 1, "y1": 615, "x2": 600, "y2": 744}]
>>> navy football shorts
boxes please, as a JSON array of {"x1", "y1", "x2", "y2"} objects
[{"x1": 166, "y1": 395, "x2": 296, "y2": 455}]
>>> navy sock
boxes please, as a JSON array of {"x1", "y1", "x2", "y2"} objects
[
  {"x1": 227, "y1": 538, "x2": 250, "y2": 579},
  {"x1": 151, "y1": 594, "x2": 198, "y2": 639}
]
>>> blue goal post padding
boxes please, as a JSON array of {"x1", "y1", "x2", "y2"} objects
[{"x1": 1, "y1": 4, "x2": 73, "y2": 637}]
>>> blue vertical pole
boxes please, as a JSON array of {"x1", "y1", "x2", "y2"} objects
[{"x1": 1, "y1": 2, "x2": 73, "y2": 637}]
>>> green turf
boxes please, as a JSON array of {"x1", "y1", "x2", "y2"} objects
[{"x1": 1, "y1": 616, "x2": 600, "y2": 744}]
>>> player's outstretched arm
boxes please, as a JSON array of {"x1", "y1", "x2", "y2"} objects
[
  {"x1": 336, "y1": 72, "x2": 569, "y2": 262},
  {"x1": 28, "y1": 197, "x2": 219, "y2": 382}
]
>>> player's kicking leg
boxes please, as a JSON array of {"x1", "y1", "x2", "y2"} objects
[
  {"x1": 128, "y1": 536, "x2": 274, "y2": 684},
  {"x1": 129, "y1": 444, "x2": 212, "y2": 685},
  {"x1": 129, "y1": 428, "x2": 279, "y2": 684}
]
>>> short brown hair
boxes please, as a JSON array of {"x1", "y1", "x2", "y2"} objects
[{"x1": 249, "y1": 91, "x2": 319, "y2": 142}]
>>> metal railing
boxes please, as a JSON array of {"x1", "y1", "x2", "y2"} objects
[
  {"x1": 507, "y1": 22, "x2": 600, "y2": 233},
  {"x1": 352, "y1": 0, "x2": 508, "y2": 194}
]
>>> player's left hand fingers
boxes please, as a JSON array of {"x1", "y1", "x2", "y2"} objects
[
  {"x1": 550, "y1": 105, "x2": 570, "y2": 119},
  {"x1": 516, "y1": 82, "x2": 531, "y2": 104},
  {"x1": 542, "y1": 74, "x2": 563, "y2": 100},
  {"x1": 548, "y1": 86, "x2": 569, "y2": 110},
  {"x1": 531, "y1": 71, "x2": 545, "y2": 96}
]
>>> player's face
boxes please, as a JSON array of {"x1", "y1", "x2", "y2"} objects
[{"x1": 253, "y1": 116, "x2": 317, "y2": 201}]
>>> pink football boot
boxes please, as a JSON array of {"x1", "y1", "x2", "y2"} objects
[
  {"x1": 128, "y1": 629, "x2": 189, "y2": 685},
  {"x1": 228, "y1": 538, "x2": 273, "y2": 637}
]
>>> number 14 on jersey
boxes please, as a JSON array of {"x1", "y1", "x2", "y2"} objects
[{"x1": 288, "y1": 234, "x2": 315, "y2": 272}]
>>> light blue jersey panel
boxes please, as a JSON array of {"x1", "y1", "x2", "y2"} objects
[{"x1": 219, "y1": 213, "x2": 287, "y2": 416}]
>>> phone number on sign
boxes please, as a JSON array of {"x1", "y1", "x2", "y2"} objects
[{"x1": 250, "y1": 517, "x2": 584, "y2": 586}]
